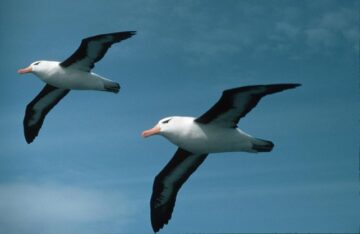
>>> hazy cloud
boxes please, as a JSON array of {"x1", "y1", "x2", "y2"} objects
[
  {"x1": 275, "y1": 22, "x2": 300, "y2": 38},
  {"x1": 0, "y1": 183, "x2": 138, "y2": 234},
  {"x1": 305, "y1": 28, "x2": 336, "y2": 47},
  {"x1": 305, "y1": 7, "x2": 358, "y2": 50},
  {"x1": 179, "y1": 2, "x2": 358, "y2": 63}
]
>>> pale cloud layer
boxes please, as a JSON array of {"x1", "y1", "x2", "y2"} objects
[
  {"x1": 0, "y1": 183, "x2": 138, "y2": 234},
  {"x1": 305, "y1": 7, "x2": 359, "y2": 49},
  {"x1": 145, "y1": 1, "x2": 359, "y2": 64}
]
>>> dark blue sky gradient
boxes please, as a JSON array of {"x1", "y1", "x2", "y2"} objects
[{"x1": 0, "y1": 1, "x2": 359, "y2": 233}]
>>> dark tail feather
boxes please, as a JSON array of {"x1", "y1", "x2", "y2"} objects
[
  {"x1": 104, "y1": 81, "x2": 120, "y2": 93},
  {"x1": 252, "y1": 138, "x2": 274, "y2": 152}
]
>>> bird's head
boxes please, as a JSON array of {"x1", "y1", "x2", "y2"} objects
[
  {"x1": 18, "y1": 61, "x2": 45, "y2": 75},
  {"x1": 142, "y1": 116, "x2": 182, "y2": 138}
]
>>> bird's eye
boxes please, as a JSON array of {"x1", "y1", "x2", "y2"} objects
[
  {"x1": 161, "y1": 119, "x2": 171, "y2": 124},
  {"x1": 33, "y1": 62, "x2": 40, "y2": 66}
]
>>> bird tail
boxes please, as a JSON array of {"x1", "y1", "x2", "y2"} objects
[
  {"x1": 252, "y1": 138, "x2": 274, "y2": 152},
  {"x1": 104, "y1": 81, "x2": 120, "y2": 93}
]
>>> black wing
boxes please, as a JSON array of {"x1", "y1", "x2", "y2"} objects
[
  {"x1": 60, "y1": 31, "x2": 136, "y2": 72},
  {"x1": 151, "y1": 148, "x2": 208, "y2": 232},
  {"x1": 24, "y1": 84, "x2": 70, "y2": 144},
  {"x1": 195, "y1": 83, "x2": 301, "y2": 128}
]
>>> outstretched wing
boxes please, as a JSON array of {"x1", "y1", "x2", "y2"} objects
[
  {"x1": 60, "y1": 31, "x2": 136, "y2": 72},
  {"x1": 150, "y1": 148, "x2": 208, "y2": 232},
  {"x1": 195, "y1": 83, "x2": 301, "y2": 128},
  {"x1": 24, "y1": 84, "x2": 70, "y2": 143}
]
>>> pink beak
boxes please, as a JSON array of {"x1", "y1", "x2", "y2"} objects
[
  {"x1": 18, "y1": 66, "x2": 32, "y2": 74},
  {"x1": 142, "y1": 125, "x2": 161, "y2": 138}
]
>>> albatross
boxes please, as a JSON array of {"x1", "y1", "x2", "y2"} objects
[
  {"x1": 142, "y1": 83, "x2": 301, "y2": 232},
  {"x1": 18, "y1": 31, "x2": 136, "y2": 143}
]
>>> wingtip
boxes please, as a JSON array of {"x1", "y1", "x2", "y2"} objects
[
  {"x1": 280, "y1": 83, "x2": 301, "y2": 90},
  {"x1": 24, "y1": 133, "x2": 35, "y2": 144},
  {"x1": 151, "y1": 214, "x2": 166, "y2": 233},
  {"x1": 124, "y1": 31, "x2": 137, "y2": 36},
  {"x1": 116, "y1": 31, "x2": 137, "y2": 40},
  {"x1": 266, "y1": 83, "x2": 301, "y2": 91},
  {"x1": 23, "y1": 121, "x2": 37, "y2": 144},
  {"x1": 268, "y1": 83, "x2": 302, "y2": 93},
  {"x1": 276, "y1": 83, "x2": 301, "y2": 87},
  {"x1": 292, "y1": 83, "x2": 302, "y2": 88},
  {"x1": 24, "y1": 118, "x2": 40, "y2": 144},
  {"x1": 151, "y1": 224, "x2": 160, "y2": 233},
  {"x1": 24, "y1": 127, "x2": 35, "y2": 144},
  {"x1": 25, "y1": 136, "x2": 34, "y2": 144},
  {"x1": 151, "y1": 217, "x2": 163, "y2": 232}
]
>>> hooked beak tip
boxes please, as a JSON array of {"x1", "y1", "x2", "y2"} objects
[
  {"x1": 18, "y1": 67, "x2": 32, "y2": 74},
  {"x1": 141, "y1": 125, "x2": 160, "y2": 138}
]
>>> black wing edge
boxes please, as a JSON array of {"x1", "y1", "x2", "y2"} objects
[
  {"x1": 195, "y1": 83, "x2": 301, "y2": 126},
  {"x1": 23, "y1": 84, "x2": 70, "y2": 144},
  {"x1": 150, "y1": 148, "x2": 208, "y2": 232},
  {"x1": 60, "y1": 31, "x2": 137, "y2": 68}
]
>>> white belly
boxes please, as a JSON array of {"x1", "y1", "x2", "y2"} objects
[
  {"x1": 168, "y1": 123, "x2": 256, "y2": 154},
  {"x1": 36, "y1": 63, "x2": 109, "y2": 91}
]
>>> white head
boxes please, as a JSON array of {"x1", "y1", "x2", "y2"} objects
[
  {"x1": 142, "y1": 116, "x2": 186, "y2": 138},
  {"x1": 17, "y1": 61, "x2": 46, "y2": 75}
]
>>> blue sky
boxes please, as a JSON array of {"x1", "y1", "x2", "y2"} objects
[{"x1": 0, "y1": 0, "x2": 359, "y2": 233}]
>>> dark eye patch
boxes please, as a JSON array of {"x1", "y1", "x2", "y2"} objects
[
  {"x1": 33, "y1": 62, "x2": 40, "y2": 65},
  {"x1": 161, "y1": 119, "x2": 171, "y2": 124}
]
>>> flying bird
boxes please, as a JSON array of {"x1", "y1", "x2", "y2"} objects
[
  {"x1": 18, "y1": 31, "x2": 136, "y2": 143},
  {"x1": 142, "y1": 83, "x2": 301, "y2": 232}
]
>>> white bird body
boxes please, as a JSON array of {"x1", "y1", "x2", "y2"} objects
[
  {"x1": 143, "y1": 84, "x2": 300, "y2": 233},
  {"x1": 32, "y1": 61, "x2": 114, "y2": 91},
  {"x1": 19, "y1": 31, "x2": 136, "y2": 143},
  {"x1": 160, "y1": 116, "x2": 256, "y2": 154}
]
